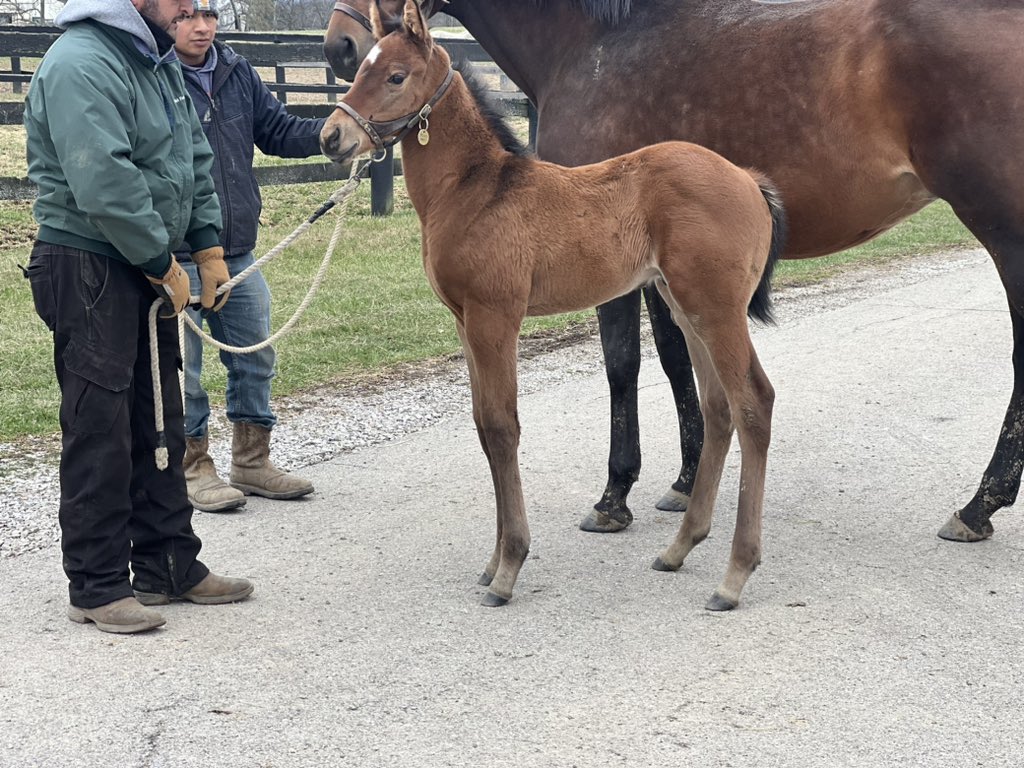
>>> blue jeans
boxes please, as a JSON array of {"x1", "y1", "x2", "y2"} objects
[{"x1": 181, "y1": 252, "x2": 277, "y2": 439}]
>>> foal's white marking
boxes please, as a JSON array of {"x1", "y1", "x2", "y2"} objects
[{"x1": 367, "y1": 44, "x2": 382, "y2": 65}]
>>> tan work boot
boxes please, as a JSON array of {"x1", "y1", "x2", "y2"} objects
[
  {"x1": 184, "y1": 435, "x2": 246, "y2": 512},
  {"x1": 67, "y1": 596, "x2": 166, "y2": 634},
  {"x1": 135, "y1": 572, "x2": 254, "y2": 606},
  {"x1": 229, "y1": 422, "x2": 314, "y2": 500}
]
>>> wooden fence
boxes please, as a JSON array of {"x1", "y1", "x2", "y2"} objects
[{"x1": 0, "y1": 25, "x2": 536, "y2": 214}]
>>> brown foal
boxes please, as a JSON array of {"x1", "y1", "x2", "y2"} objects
[{"x1": 320, "y1": 0, "x2": 786, "y2": 609}]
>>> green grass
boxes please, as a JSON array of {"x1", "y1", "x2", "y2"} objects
[{"x1": 0, "y1": 169, "x2": 979, "y2": 441}]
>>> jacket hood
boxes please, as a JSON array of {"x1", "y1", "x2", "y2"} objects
[{"x1": 55, "y1": 0, "x2": 158, "y2": 53}]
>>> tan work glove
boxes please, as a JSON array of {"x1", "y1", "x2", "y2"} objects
[
  {"x1": 146, "y1": 256, "x2": 190, "y2": 317},
  {"x1": 192, "y1": 246, "x2": 231, "y2": 311}
]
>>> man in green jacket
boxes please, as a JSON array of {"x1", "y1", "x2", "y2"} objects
[{"x1": 23, "y1": 0, "x2": 254, "y2": 634}]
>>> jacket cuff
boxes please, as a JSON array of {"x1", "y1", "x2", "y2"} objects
[
  {"x1": 187, "y1": 226, "x2": 221, "y2": 254},
  {"x1": 139, "y1": 252, "x2": 171, "y2": 277}
]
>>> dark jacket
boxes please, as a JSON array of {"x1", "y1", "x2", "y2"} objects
[
  {"x1": 178, "y1": 42, "x2": 327, "y2": 259},
  {"x1": 25, "y1": 0, "x2": 221, "y2": 276}
]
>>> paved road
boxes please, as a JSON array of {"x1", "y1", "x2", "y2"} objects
[{"x1": 2, "y1": 250, "x2": 1022, "y2": 767}]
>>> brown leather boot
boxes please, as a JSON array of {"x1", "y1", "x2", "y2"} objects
[
  {"x1": 67, "y1": 596, "x2": 166, "y2": 634},
  {"x1": 229, "y1": 422, "x2": 314, "y2": 500},
  {"x1": 135, "y1": 572, "x2": 254, "y2": 606},
  {"x1": 184, "y1": 435, "x2": 246, "y2": 512}
]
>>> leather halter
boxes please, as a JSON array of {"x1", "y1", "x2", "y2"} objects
[
  {"x1": 335, "y1": 67, "x2": 455, "y2": 156},
  {"x1": 332, "y1": 1, "x2": 373, "y2": 34}
]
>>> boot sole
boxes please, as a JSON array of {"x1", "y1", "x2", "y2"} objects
[
  {"x1": 67, "y1": 606, "x2": 166, "y2": 634},
  {"x1": 230, "y1": 482, "x2": 314, "y2": 500},
  {"x1": 134, "y1": 583, "x2": 254, "y2": 606},
  {"x1": 188, "y1": 495, "x2": 247, "y2": 513}
]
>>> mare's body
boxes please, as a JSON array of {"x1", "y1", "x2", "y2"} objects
[{"x1": 326, "y1": 0, "x2": 1024, "y2": 544}]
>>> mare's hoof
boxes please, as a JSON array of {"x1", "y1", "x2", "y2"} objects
[
  {"x1": 937, "y1": 513, "x2": 994, "y2": 542},
  {"x1": 477, "y1": 572, "x2": 493, "y2": 587},
  {"x1": 481, "y1": 591, "x2": 509, "y2": 608},
  {"x1": 655, "y1": 488, "x2": 690, "y2": 512},
  {"x1": 580, "y1": 506, "x2": 633, "y2": 533},
  {"x1": 651, "y1": 556, "x2": 679, "y2": 572},
  {"x1": 705, "y1": 592, "x2": 738, "y2": 612}
]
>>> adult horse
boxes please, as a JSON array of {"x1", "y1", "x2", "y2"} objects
[
  {"x1": 326, "y1": 0, "x2": 1024, "y2": 544},
  {"x1": 320, "y1": 0, "x2": 785, "y2": 608}
]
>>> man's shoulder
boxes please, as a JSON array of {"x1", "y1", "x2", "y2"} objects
[{"x1": 38, "y1": 23, "x2": 131, "y2": 78}]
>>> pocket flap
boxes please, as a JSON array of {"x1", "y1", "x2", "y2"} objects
[{"x1": 63, "y1": 337, "x2": 134, "y2": 392}]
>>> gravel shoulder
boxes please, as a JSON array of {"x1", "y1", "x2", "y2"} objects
[{"x1": 0, "y1": 247, "x2": 987, "y2": 559}]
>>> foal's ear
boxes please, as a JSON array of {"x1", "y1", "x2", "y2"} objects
[
  {"x1": 402, "y1": 0, "x2": 431, "y2": 45},
  {"x1": 369, "y1": 0, "x2": 387, "y2": 40}
]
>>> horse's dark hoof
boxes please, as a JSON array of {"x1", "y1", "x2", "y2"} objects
[
  {"x1": 478, "y1": 572, "x2": 493, "y2": 586},
  {"x1": 937, "y1": 513, "x2": 994, "y2": 542},
  {"x1": 705, "y1": 592, "x2": 738, "y2": 612},
  {"x1": 580, "y1": 506, "x2": 633, "y2": 533},
  {"x1": 655, "y1": 488, "x2": 690, "y2": 512},
  {"x1": 651, "y1": 556, "x2": 679, "y2": 572},
  {"x1": 481, "y1": 591, "x2": 509, "y2": 607}
]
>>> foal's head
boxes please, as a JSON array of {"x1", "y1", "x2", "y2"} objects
[{"x1": 320, "y1": 0, "x2": 449, "y2": 164}]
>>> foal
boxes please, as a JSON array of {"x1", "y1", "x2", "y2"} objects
[{"x1": 321, "y1": 0, "x2": 786, "y2": 610}]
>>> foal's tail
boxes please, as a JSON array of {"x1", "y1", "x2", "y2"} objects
[{"x1": 747, "y1": 174, "x2": 787, "y2": 326}]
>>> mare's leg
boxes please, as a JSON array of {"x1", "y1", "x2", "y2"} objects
[
  {"x1": 462, "y1": 309, "x2": 531, "y2": 606},
  {"x1": 938, "y1": 234, "x2": 1024, "y2": 542},
  {"x1": 581, "y1": 291, "x2": 643, "y2": 533},
  {"x1": 643, "y1": 285, "x2": 704, "y2": 512}
]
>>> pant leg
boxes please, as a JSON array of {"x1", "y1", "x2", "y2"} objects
[
  {"x1": 26, "y1": 243, "x2": 206, "y2": 606},
  {"x1": 203, "y1": 252, "x2": 277, "y2": 430},
  {"x1": 126, "y1": 303, "x2": 208, "y2": 596},
  {"x1": 179, "y1": 260, "x2": 211, "y2": 439}
]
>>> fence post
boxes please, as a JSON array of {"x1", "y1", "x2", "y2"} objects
[
  {"x1": 12, "y1": 56, "x2": 21, "y2": 94},
  {"x1": 370, "y1": 147, "x2": 394, "y2": 216},
  {"x1": 274, "y1": 63, "x2": 287, "y2": 103}
]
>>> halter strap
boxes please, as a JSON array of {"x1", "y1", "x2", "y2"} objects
[
  {"x1": 336, "y1": 67, "x2": 455, "y2": 154},
  {"x1": 332, "y1": 1, "x2": 373, "y2": 34}
]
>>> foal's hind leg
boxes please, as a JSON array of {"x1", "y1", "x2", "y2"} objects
[
  {"x1": 460, "y1": 310, "x2": 531, "y2": 606},
  {"x1": 652, "y1": 307, "x2": 773, "y2": 610}
]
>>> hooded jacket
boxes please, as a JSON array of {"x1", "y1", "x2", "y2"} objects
[
  {"x1": 24, "y1": 0, "x2": 222, "y2": 276},
  {"x1": 177, "y1": 42, "x2": 326, "y2": 259}
]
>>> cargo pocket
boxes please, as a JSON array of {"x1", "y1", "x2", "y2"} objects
[
  {"x1": 24, "y1": 255, "x2": 57, "y2": 331},
  {"x1": 62, "y1": 337, "x2": 134, "y2": 436}
]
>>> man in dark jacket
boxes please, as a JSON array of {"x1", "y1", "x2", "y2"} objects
[
  {"x1": 173, "y1": 0, "x2": 324, "y2": 512},
  {"x1": 23, "y1": 0, "x2": 254, "y2": 634}
]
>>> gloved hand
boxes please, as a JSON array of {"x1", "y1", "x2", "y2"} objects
[
  {"x1": 146, "y1": 256, "x2": 190, "y2": 317},
  {"x1": 191, "y1": 246, "x2": 231, "y2": 311}
]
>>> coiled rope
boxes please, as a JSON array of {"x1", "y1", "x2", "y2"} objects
[{"x1": 149, "y1": 160, "x2": 373, "y2": 470}]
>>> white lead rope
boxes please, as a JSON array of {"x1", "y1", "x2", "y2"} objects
[{"x1": 149, "y1": 164, "x2": 370, "y2": 470}]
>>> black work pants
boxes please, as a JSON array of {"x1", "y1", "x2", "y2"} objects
[{"x1": 26, "y1": 242, "x2": 209, "y2": 608}]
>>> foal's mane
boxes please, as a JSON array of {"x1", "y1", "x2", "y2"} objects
[
  {"x1": 454, "y1": 60, "x2": 531, "y2": 158},
  {"x1": 528, "y1": 0, "x2": 633, "y2": 24}
]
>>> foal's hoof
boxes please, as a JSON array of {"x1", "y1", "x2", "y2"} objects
[
  {"x1": 477, "y1": 572, "x2": 493, "y2": 587},
  {"x1": 705, "y1": 592, "x2": 738, "y2": 612},
  {"x1": 481, "y1": 591, "x2": 509, "y2": 608},
  {"x1": 655, "y1": 488, "x2": 690, "y2": 512},
  {"x1": 651, "y1": 556, "x2": 680, "y2": 572},
  {"x1": 937, "y1": 512, "x2": 994, "y2": 542},
  {"x1": 580, "y1": 506, "x2": 633, "y2": 533}
]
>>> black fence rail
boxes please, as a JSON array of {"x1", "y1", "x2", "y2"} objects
[{"x1": 0, "y1": 25, "x2": 536, "y2": 214}]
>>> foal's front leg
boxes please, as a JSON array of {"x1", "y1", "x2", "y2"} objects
[{"x1": 462, "y1": 311, "x2": 531, "y2": 606}]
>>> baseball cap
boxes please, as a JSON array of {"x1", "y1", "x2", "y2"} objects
[{"x1": 192, "y1": 0, "x2": 219, "y2": 16}]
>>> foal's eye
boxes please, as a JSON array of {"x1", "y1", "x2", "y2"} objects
[{"x1": 387, "y1": 73, "x2": 407, "y2": 86}]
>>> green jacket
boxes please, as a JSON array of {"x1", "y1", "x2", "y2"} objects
[{"x1": 24, "y1": 10, "x2": 221, "y2": 275}]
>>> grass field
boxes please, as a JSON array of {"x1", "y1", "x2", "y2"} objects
[{"x1": 0, "y1": 69, "x2": 980, "y2": 441}]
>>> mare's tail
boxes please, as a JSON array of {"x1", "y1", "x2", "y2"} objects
[{"x1": 746, "y1": 174, "x2": 787, "y2": 326}]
